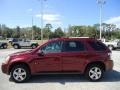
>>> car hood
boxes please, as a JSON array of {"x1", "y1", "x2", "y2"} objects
[
  {"x1": 0, "y1": 42, "x2": 7, "y2": 44},
  {"x1": 10, "y1": 50, "x2": 33, "y2": 56}
]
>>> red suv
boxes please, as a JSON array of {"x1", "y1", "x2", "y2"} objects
[{"x1": 1, "y1": 38, "x2": 113, "y2": 83}]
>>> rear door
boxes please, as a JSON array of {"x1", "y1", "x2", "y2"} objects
[{"x1": 61, "y1": 40, "x2": 88, "y2": 72}]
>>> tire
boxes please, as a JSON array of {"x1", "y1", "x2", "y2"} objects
[
  {"x1": 31, "y1": 44, "x2": 37, "y2": 49},
  {"x1": 10, "y1": 65, "x2": 31, "y2": 83},
  {"x1": 3, "y1": 44, "x2": 7, "y2": 49},
  {"x1": 108, "y1": 45, "x2": 114, "y2": 50},
  {"x1": 85, "y1": 64, "x2": 103, "y2": 81},
  {"x1": 13, "y1": 44, "x2": 19, "y2": 49}
]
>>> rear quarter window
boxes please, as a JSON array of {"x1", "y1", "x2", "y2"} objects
[{"x1": 88, "y1": 41, "x2": 107, "y2": 51}]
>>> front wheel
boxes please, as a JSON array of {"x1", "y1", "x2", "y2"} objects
[
  {"x1": 108, "y1": 45, "x2": 114, "y2": 50},
  {"x1": 10, "y1": 65, "x2": 31, "y2": 83},
  {"x1": 3, "y1": 44, "x2": 7, "y2": 49},
  {"x1": 31, "y1": 44, "x2": 37, "y2": 49},
  {"x1": 85, "y1": 65, "x2": 103, "y2": 81}
]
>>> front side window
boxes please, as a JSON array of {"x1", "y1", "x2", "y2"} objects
[
  {"x1": 41, "y1": 41, "x2": 62, "y2": 53},
  {"x1": 63, "y1": 40, "x2": 86, "y2": 52}
]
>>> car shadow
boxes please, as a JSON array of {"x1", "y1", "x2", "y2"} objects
[
  {"x1": 101, "y1": 70, "x2": 120, "y2": 82},
  {"x1": 16, "y1": 47, "x2": 32, "y2": 49},
  {"x1": 112, "y1": 49, "x2": 120, "y2": 51},
  {"x1": 23, "y1": 70, "x2": 120, "y2": 84}
]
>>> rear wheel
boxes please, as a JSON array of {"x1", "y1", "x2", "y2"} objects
[
  {"x1": 10, "y1": 65, "x2": 30, "y2": 83},
  {"x1": 13, "y1": 44, "x2": 20, "y2": 49},
  {"x1": 85, "y1": 65, "x2": 103, "y2": 81}
]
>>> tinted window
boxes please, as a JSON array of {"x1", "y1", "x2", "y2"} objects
[
  {"x1": 19, "y1": 39, "x2": 22, "y2": 41},
  {"x1": 13, "y1": 38, "x2": 18, "y2": 42},
  {"x1": 41, "y1": 41, "x2": 62, "y2": 53},
  {"x1": 63, "y1": 41, "x2": 85, "y2": 52},
  {"x1": 88, "y1": 41, "x2": 107, "y2": 51}
]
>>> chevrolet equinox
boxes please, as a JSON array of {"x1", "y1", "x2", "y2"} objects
[{"x1": 1, "y1": 38, "x2": 113, "y2": 83}]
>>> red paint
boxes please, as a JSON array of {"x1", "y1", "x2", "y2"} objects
[{"x1": 1, "y1": 38, "x2": 113, "y2": 75}]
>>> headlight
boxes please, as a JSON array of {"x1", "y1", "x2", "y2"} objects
[{"x1": 3, "y1": 56, "x2": 10, "y2": 63}]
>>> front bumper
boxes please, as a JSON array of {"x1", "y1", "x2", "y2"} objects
[
  {"x1": 1, "y1": 63, "x2": 9, "y2": 75},
  {"x1": 105, "y1": 60, "x2": 113, "y2": 71}
]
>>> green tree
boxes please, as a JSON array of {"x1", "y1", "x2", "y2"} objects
[
  {"x1": 45, "y1": 23, "x2": 52, "y2": 30},
  {"x1": 43, "y1": 24, "x2": 52, "y2": 39},
  {"x1": 54, "y1": 27, "x2": 64, "y2": 38},
  {"x1": 32, "y1": 25, "x2": 41, "y2": 40},
  {"x1": 16, "y1": 26, "x2": 21, "y2": 38}
]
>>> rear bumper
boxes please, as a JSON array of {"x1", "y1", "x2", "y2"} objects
[
  {"x1": 1, "y1": 63, "x2": 9, "y2": 75},
  {"x1": 105, "y1": 60, "x2": 113, "y2": 71}
]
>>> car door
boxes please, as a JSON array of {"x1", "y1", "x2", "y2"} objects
[
  {"x1": 19, "y1": 39, "x2": 26, "y2": 46},
  {"x1": 61, "y1": 40, "x2": 88, "y2": 72},
  {"x1": 25, "y1": 39, "x2": 31, "y2": 46},
  {"x1": 21, "y1": 39, "x2": 30, "y2": 46},
  {"x1": 33, "y1": 40, "x2": 62, "y2": 73}
]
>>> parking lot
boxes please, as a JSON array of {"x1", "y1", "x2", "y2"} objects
[{"x1": 0, "y1": 48, "x2": 120, "y2": 90}]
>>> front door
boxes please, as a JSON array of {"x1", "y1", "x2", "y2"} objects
[
  {"x1": 33, "y1": 40, "x2": 62, "y2": 73},
  {"x1": 22, "y1": 39, "x2": 30, "y2": 46}
]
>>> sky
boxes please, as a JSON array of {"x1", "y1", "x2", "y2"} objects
[{"x1": 0, "y1": 0, "x2": 120, "y2": 29}]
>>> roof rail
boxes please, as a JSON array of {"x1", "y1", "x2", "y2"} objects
[{"x1": 69, "y1": 37, "x2": 90, "y2": 38}]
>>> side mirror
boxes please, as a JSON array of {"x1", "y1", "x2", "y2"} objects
[{"x1": 37, "y1": 50, "x2": 44, "y2": 56}]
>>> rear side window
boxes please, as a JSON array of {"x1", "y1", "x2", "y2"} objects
[
  {"x1": 88, "y1": 41, "x2": 107, "y2": 51},
  {"x1": 63, "y1": 40, "x2": 86, "y2": 52}
]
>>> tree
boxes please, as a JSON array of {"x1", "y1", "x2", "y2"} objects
[
  {"x1": 0, "y1": 24, "x2": 14, "y2": 38},
  {"x1": 0, "y1": 23, "x2": 120, "y2": 40},
  {"x1": 32, "y1": 25, "x2": 41, "y2": 40},
  {"x1": 54, "y1": 27, "x2": 64, "y2": 38},
  {"x1": 0, "y1": 24, "x2": 2, "y2": 35},
  {"x1": 16, "y1": 26, "x2": 21, "y2": 38},
  {"x1": 43, "y1": 24, "x2": 52, "y2": 39},
  {"x1": 45, "y1": 23, "x2": 52, "y2": 30}
]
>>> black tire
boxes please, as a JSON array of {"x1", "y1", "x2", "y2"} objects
[
  {"x1": 108, "y1": 45, "x2": 114, "y2": 50},
  {"x1": 10, "y1": 65, "x2": 31, "y2": 83},
  {"x1": 31, "y1": 44, "x2": 37, "y2": 49},
  {"x1": 13, "y1": 44, "x2": 20, "y2": 49},
  {"x1": 85, "y1": 64, "x2": 103, "y2": 81},
  {"x1": 3, "y1": 44, "x2": 7, "y2": 49}
]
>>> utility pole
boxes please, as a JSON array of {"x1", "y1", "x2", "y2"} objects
[
  {"x1": 28, "y1": 9, "x2": 34, "y2": 40},
  {"x1": 32, "y1": 16, "x2": 34, "y2": 40},
  {"x1": 97, "y1": 0, "x2": 106, "y2": 40},
  {"x1": 41, "y1": 0, "x2": 44, "y2": 42},
  {"x1": 38, "y1": 0, "x2": 46, "y2": 42}
]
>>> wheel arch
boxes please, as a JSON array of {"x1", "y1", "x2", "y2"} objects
[
  {"x1": 84, "y1": 61, "x2": 106, "y2": 74},
  {"x1": 12, "y1": 43, "x2": 19, "y2": 46},
  {"x1": 9, "y1": 62, "x2": 31, "y2": 75},
  {"x1": 31, "y1": 43, "x2": 38, "y2": 46},
  {"x1": 2, "y1": 43, "x2": 8, "y2": 48}
]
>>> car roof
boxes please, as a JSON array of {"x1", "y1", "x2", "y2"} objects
[{"x1": 49, "y1": 37, "x2": 97, "y2": 42}]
